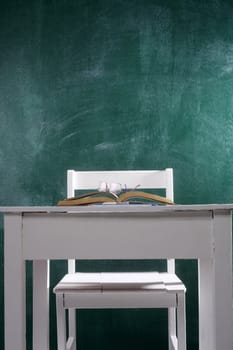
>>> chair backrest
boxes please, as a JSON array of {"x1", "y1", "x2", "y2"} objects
[
  {"x1": 67, "y1": 169, "x2": 174, "y2": 273},
  {"x1": 67, "y1": 169, "x2": 174, "y2": 201}
]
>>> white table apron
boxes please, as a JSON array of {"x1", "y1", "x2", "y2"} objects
[{"x1": 2, "y1": 204, "x2": 233, "y2": 350}]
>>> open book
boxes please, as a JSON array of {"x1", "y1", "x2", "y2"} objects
[{"x1": 57, "y1": 190, "x2": 174, "y2": 206}]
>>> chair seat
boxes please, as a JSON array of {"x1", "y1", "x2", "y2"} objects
[
  {"x1": 54, "y1": 272, "x2": 186, "y2": 310},
  {"x1": 54, "y1": 272, "x2": 185, "y2": 293},
  {"x1": 54, "y1": 271, "x2": 185, "y2": 293}
]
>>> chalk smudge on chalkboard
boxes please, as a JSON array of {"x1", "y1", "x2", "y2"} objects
[
  {"x1": 95, "y1": 142, "x2": 120, "y2": 151},
  {"x1": 82, "y1": 63, "x2": 105, "y2": 79},
  {"x1": 138, "y1": 5, "x2": 172, "y2": 74},
  {"x1": 60, "y1": 131, "x2": 80, "y2": 144}
]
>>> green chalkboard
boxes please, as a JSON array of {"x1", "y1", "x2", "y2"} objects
[{"x1": 1, "y1": 0, "x2": 233, "y2": 349}]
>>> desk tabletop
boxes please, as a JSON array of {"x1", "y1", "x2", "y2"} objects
[{"x1": 0, "y1": 204, "x2": 233, "y2": 214}]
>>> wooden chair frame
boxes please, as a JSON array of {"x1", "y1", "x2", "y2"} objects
[{"x1": 54, "y1": 169, "x2": 186, "y2": 350}]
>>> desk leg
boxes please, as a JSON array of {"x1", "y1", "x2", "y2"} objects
[
  {"x1": 198, "y1": 213, "x2": 232, "y2": 350},
  {"x1": 4, "y1": 213, "x2": 25, "y2": 350},
  {"x1": 33, "y1": 260, "x2": 50, "y2": 350}
]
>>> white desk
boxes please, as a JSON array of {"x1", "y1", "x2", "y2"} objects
[{"x1": 1, "y1": 204, "x2": 233, "y2": 350}]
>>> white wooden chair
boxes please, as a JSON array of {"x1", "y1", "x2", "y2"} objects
[{"x1": 53, "y1": 169, "x2": 186, "y2": 350}]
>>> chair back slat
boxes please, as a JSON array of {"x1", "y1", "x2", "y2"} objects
[{"x1": 67, "y1": 169, "x2": 174, "y2": 201}]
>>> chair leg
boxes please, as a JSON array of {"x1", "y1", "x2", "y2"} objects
[
  {"x1": 68, "y1": 309, "x2": 76, "y2": 350},
  {"x1": 67, "y1": 260, "x2": 76, "y2": 349},
  {"x1": 177, "y1": 292, "x2": 186, "y2": 350},
  {"x1": 56, "y1": 294, "x2": 66, "y2": 350},
  {"x1": 168, "y1": 307, "x2": 176, "y2": 350}
]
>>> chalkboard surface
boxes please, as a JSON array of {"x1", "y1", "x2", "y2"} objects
[{"x1": 1, "y1": 0, "x2": 233, "y2": 349}]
